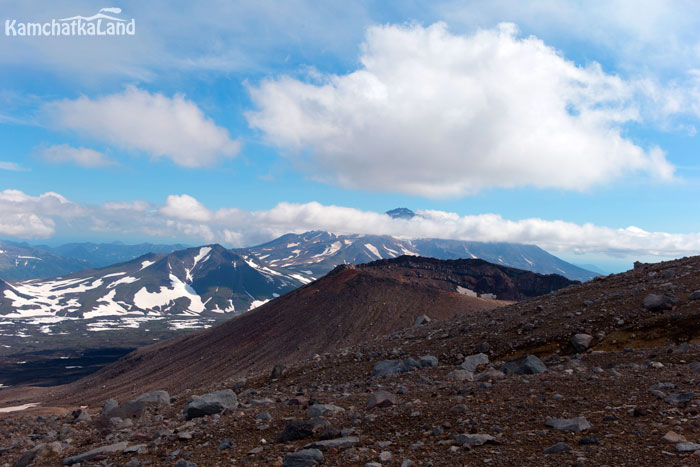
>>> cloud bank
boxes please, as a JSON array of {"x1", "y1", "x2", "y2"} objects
[
  {"x1": 44, "y1": 87, "x2": 241, "y2": 168},
  {"x1": 248, "y1": 22, "x2": 675, "y2": 197},
  {"x1": 39, "y1": 144, "x2": 117, "y2": 168},
  {"x1": 3, "y1": 189, "x2": 700, "y2": 261}
]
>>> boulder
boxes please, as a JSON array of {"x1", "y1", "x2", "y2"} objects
[
  {"x1": 414, "y1": 314, "x2": 431, "y2": 326},
  {"x1": 502, "y1": 355, "x2": 547, "y2": 375},
  {"x1": 570, "y1": 334, "x2": 593, "y2": 352},
  {"x1": 62, "y1": 441, "x2": 128, "y2": 465},
  {"x1": 372, "y1": 360, "x2": 407, "y2": 377},
  {"x1": 643, "y1": 293, "x2": 679, "y2": 311},
  {"x1": 134, "y1": 390, "x2": 170, "y2": 407},
  {"x1": 304, "y1": 436, "x2": 360, "y2": 451},
  {"x1": 545, "y1": 417, "x2": 592, "y2": 432},
  {"x1": 308, "y1": 403, "x2": 344, "y2": 418},
  {"x1": 460, "y1": 353, "x2": 489, "y2": 373},
  {"x1": 454, "y1": 433, "x2": 498, "y2": 446},
  {"x1": 446, "y1": 370, "x2": 474, "y2": 381},
  {"x1": 417, "y1": 355, "x2": 438, "y2": 368},
  {"x1": 366, "y1": 391, "x2": 397, "y2": 409},
  {"x1": 283, "y1": 448, "x2": 324, "y2": 467},
  {"x1": 184, "y1": 389, "x2": 237, "y2": 420}
]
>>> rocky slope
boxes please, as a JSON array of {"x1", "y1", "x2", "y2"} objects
[{"x1": 3, "y1": 256, "x2": 700, "y2": 465}]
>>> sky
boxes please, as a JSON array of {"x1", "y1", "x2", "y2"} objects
[{"x1": 2, "y1": 0, "x2": 700, "y2": 273}]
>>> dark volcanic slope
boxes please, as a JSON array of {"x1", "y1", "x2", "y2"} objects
[
  {"x1": 55, "y1": 260, "x2": 519, "y2": 404},
  {"x1": 361, "y1": 256, "x2": 577, "y2": 300}
]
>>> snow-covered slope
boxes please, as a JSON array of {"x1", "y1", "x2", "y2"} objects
[
  {"x1": 0, "y1": 245, "x2": 310, "y2": 329},
  {"x1": 239, "y1": 231, "x2": 596, "y2": 282}
]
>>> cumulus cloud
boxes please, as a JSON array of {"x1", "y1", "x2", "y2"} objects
[
  {"x1": 44, "y1": 87, "x2": 241, "y2": 168},
  {"x1": 159, "y1": 194, "x2": 213, "y2": 222},
  {"x1": 248, "y1": 22, "x2": 675, "y2": 197},
  {"x1": 5, "y1": 189, "x2": 700, "y2": 261},
  {"x1": 39, "y1": 144, "x2": 117, "y2": 168}
]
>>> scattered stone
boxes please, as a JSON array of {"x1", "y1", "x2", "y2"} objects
[
  {"x1": 690, "y1": 290, "x2": 700, "y2": 300},
  {"x1": 502, "y1": 355, "x2": 547, "y2": 375},
  {"x1": 219, "y1": 439, "x2": 235, "y2": 450},
  {"x1": 72, "y1": 408, "x2": 91, "y2": 423},
  {"x1": 477, "y1": 342, "x2": 490, "y2": 353},
  {"x1": 283, "y1": 448, "x2": 324, "y2": 467},
  {"x1": 418, "y1": 355, "x2": 438, "y2": 368},
  {"x1": 173, "y1": 460, "x2": 198, "y2": 467},
  {"x1": 578, "y1": 434, "x2": 599, "y2": 445},
  {"x1": 545, "y1": 417, "x2": 592, "y2": 432},
  {"x1": 643, "y1": 293, "x2": 679, "y2": 311},
  {"x1": 414, "y1": 314, "x2": 431, "y2": 326},
  {"x1": 676, "y1": 442, "x2": 700, "y2": 452},
  {"x1": 16, "y1": 442, "x2": 62, "y2": 467},
  {"x1": 256, "y1": 412, "x2": 272, "y2": 421},
  {"x1": 305, "y1": 436, "x2": 360, "y2": 451},
  {"x1": 446, "y1": 370, "x2": 474, "y2": 381},
  {"x1": 270, "y1": 364, "x2": 287, "y2": 380},
  {"x1": 544, "y1": 442, "x2": 572, "y2": 454},
  {"x1": 62, "y1": 441, "x2": 128, "y2": 465},
  {"x1": 570, "y1": 334, "x2": 594, "y2": 352},
  {"x1": 308, "y1": 403, "x2": 344, "y2": 418},
  {"x1": 279, "y1": 420, "x2": 318, "y2": 442},
  {"x1": 134, "y1": 390, "x2": 170, "y2": 407},
  {"x1": 460, "y1": 353, "x2": 489, "y2": 373},
  {"x1": 184, "y1": 389, "x2": 237, "y2": 419},
  {"x1": 662, "y1": 431, "x2": 687, "y2": 444},
  {"x1": 379, "y1": 451, "x2": 392, "y2": 462},
  {"x1": 367, "y1": 390, "x2": 398, "y2": 409},
  {"x1": 664, "y1": 393, "x2": 695, "y2": 407},
  {"x1": 454, "y1": 433, "x2": 498, "y2": 447}
]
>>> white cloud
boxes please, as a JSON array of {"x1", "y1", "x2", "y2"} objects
[
  {"x1": 44, "y1": 87, "x2": 241, "y2": 167},
  {"x1": 39, "y1": 144, "x2": 117, "y2": 168},
  {"x1": 5, "y1": 189, "x2": 700, "y2": 262},
  {"x1": 159, "y1": 194, "x2": 213, "y2": 222},
  {"x1": 0, "y1": 162, "x2": 28, "y2": 172},
  {"x1": 248, "y1": 22, "x2": 675, "y2": 197}
]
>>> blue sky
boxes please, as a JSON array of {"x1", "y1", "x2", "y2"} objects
[{"x1": 2, "y1": 0, "x2": 700, "y2": 273}]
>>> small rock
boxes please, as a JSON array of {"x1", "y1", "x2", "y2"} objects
[
  {"x1": 545, "y1": 417, "x2": 592, "y2": 432},
  {"x1": 367, "y1": 391, "x2": 398, "y2": 409},
  {"x1": 304, "y1": 436, "x2": 360, "y2": 451},
  {"x1": 665, "y1": 393, "x2": 695, "y2": 407},
  {"x1": 544, "y1": 442, "x2": 572, "y2": 454},
  {"x1": 460, "y1": 353, "x2": 489, "y2": 373},
  {"x1": 676, "y1": 442, "x2": 700, "y2": 452},
  {"x1": 578, "y1": 434, "x2": 599, "y2": 445},
  {"x1": 662, "y1": 431, "x2": 687, "y2": 444},
  {"x1": 418, "y1": 355, "x2": 438, "y2": 368},
  {"x1": 270, "y1": 364, "x2": 287, "y2": 380},
  {"x1": 454, "y1": 433, "x2": 498, "y2": 447},
  {"x1": 379, "y1": 451, "x2": 392, "y2": 462},
  {"x1": 643, "y1": 293, "x2": 679, "y2": 311},
  {"x1": 283, "y1": 448, "x2": 324, "y2": 467},
  {"x1": 308, "y1": 403, "x2": 344, "y2": 418},
  {"x1": 62, "y1": 441, "x2": 128, "y2": 465},
  {"x1": 689, "y1": 290, "x2": 700, "y2": 300},
  {"x1": 414, "y1": 314, "x2": 431, "y2": 326},
  {"x1": 134, "y1": 390, "x2": 170, "y2": 407},
  {"x1": 218, "y1": 439, "x2": 235, "y2": 450},
  {"x1": 183, "y1": 389, "x2": 237, "y2": 420},
  {"x1": 571, "y1": 334, "x2": 593, "y2": 352},
  {"x1": 502, "y1": 355, "x2": 547, "y2": 375},
  {"x1": 446, "y1": 370, "x2": 474, "y2": 381}
]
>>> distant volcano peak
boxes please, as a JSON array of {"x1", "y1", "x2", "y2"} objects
[{"x1": 386, "y1": 207, "x2": 416, "y2": 219}]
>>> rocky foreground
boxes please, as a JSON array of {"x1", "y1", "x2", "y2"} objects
[{"x1": 2, "y1": 256, "x2": 700, "y2": 465}]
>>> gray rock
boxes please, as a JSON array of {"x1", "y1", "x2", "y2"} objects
[
  {"x1": 460, "y1": 353, "x2": 489, "y2": 373},
  {"x1": 73, "y1": 409, "x2": 91, "y2": 423},
  {"x1": 545, "y1": 417, "x2": 592, "y2": 432},
  {"x1": 477, "y1": 342, "x2": 490, "y2": 353},
  {"x1": 643, "y1": 293, "x2": 679, "y2": 311},
  {"x1": 379, "y1": 451, "x2": 392, "y2": 462},
  {"x1": 270, "y1": 364, "x2": 287, "y2": 380},
  {"x1": 446, "y1": 370, "x2": 474, "y2": 381},
  {"x1": 173, "y1": 460, "x2": 198, "y2": 467},
  {"x1": 570, "y1": 334, "x2": 593, "y2": 352},
  {"x1": 278, "y1": 419, "x2": 317, "y2": 442},
  {"x1": 664, "y1": 392, "x2": 695, "y2": 406},
  {"x1": 283, "y1": 448, "x2": 324, "y2": 467},
  {"x1": 366, "y1": 390, "x2": 397, "y2": 409},
  {"x1": 102, "y1": 398, "x2": 118, "y2": 414},
  {"x1": 418, "y1": 355, "x2": 438, "y2": 368},
  {"x1": 102, "y1": 400, "x2": 147, "y2": 422},
  {"x1": 502, "y1": 355, "x2": 547, "y2": 375},
  {"x1": 218, "y1": 438, "x2": 235, "y2": 450},
  {"x1": 16, "y1": 442, "x2": 62, "y2": 467},
  {"x1": 414, "y1": 314, "x2": 431, "y2": 326},
  {"x1": 256, "y1": 412, "x2": 272, "y2": 421},
  {"x1": 308, "y1": 403, "x2": 344, "y2": 418},
  {"x1": 454, "y1": 433, "x2": 498, "y2": 446},
  {"x1": 676, "y1": 442, "x2": 700, "y2": 452},
  {"x1": 134, "y1": 390, "x2": 170, "y2": 407},
  {"x1": 62, "y1": 441, "x2": 128, "y2": 465},
  {"x1": 304, "y1": 436, "x2": 360, "y2": 451},
  {"x1": 475, "y1": 369, "x2": 505, "y2": 381},
  {"x1": 184, "y1": 389, "x2": 237, "y2": 420},
  {"x1": 544, "y1": 442, "x2": 572, "y2": 454},
  {"x1": 372, "y1": 360, "x2": 407, "y2": 377},
  {"x1": 401, "y1": 461, "x2": 416, "y2": 467},
  {"x1": 690, "y1": 290, "x2": 700, "y2": 300}
]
